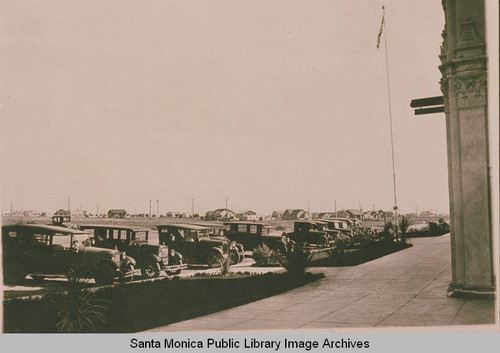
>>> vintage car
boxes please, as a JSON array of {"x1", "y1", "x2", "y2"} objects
[
  {"x1": 2, "y1": 224, "x2": 135, "y2": 285},
  {"x1": 320, "y1": 219, "x2": 353, "y2": 237},
  {"x1": 79, "y1": 224, "x2": 186, "y2": 278},
  {"x1": 285, "y1": 221, "x2": 335, "y2": 247},
  {"x1": 223, "y1": 222, "x2": 290, "y2": 254},
  {"x1": 191, "y1": 222, "x2": 245, "y2": 264},
  {"x1": 156, "y1": 224, "x2": 229, "y2": 268}
]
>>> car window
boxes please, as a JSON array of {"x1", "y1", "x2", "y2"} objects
[
  {"x1": 8, "y1": 231, "x2": 17, "y2": 238},
  {"x1": 132, "y1": 231, "x2": 147, "y2": 241},
  {"x1": 224, "y1": 225, "x2": 231, "y2": 232},
  {"x1": 31, "y1": 233, "x2": 50, "y2": 246},
  {"x1": 249, "y1": 225, "x2": 258, "y2": 234},
  {"x1": 113, "y1": 230, "x2": 121, "y2": 239},
  {"x1": 185, "y1": 230, "x2": 197, "y2": 242},
  {"x1": 52, "y1": 233, "x2": 72, "y2": 249},
  {"x1": 238, "y1": 225, "x2": 247, "y2": 233}
]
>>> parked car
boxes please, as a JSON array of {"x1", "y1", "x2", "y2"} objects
[
  {"x1": 316, "y1": 219, "x2": 353, "y2": 237},
  {"x1": 2, "y1": 224, "x2": 135, "y2": 285},
  {"x1": 285, "y1": 221, "x2": 335, "y2": 247},
  {"x1": 156, "y1": 224, "x2": 229, "y2": 268},
  {"x1": 223, "y1": 222, "x2": 290, "y2": 254},
  {"x1": 79, "y1": 224, "x2": 186, "y2": 278},
  {"x1": 191, "y1": 222, "x2": 245, "y2": 264}
]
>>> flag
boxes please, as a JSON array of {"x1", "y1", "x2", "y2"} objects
[{"x1": 376, "y1": 8, "x2": 385, "y2": 49}]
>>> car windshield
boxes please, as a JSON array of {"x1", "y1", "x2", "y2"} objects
[
  {"x1": 72, "y1": 233, "x2": 92, "y2": 247},
  {"x1": 132, "y1": 231, "x2": 148, "y2": 241},
  {"x1": 52, "y1": 233, "x2": 73, "y2": 249},
  {"x1": 263, "y1": 226, "x2": 271, "y2": 234}
]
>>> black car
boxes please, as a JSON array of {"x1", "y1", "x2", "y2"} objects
[
  {"x1": 79, "y1": 224, "x2": 186, "y2": 278},
  {"x1": 223, "y1": 222, "x2": 289, "y2": 254},
  {"x1": 157, "y1": 224, "x2": 229, "y2": 268},
  {"x1": 192, "y1": 222, "x2": 245, "y2": 264},
  {"x1": 2, "y1": 224, "x2": 135, "y2": 285},
  {"x1": 285, "y1": 221, "x2": 335, "y2": 247}
]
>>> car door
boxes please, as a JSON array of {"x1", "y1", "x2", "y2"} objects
[
  {"x1": 248, "y1": 224, "x2": 260, "y2": 249},
  {"x1": 23, "y1": 229, "x2": 58, "y2": 273}
]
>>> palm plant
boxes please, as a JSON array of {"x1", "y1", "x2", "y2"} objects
[
  {"x1": 399, "y1": 215, "x2": 412, "y2": 243},
  {"x1": 278, "y1": 244, "x2": 312, "y2": 278},
  {"x1": 49, "y1": 269, "x2": 109, "y2": 333}
]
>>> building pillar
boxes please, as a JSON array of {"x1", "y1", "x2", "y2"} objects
[{"x1": 439, "y1": 0, "x2": 495, "y2": 296}]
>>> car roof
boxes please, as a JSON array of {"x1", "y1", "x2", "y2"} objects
[
  {"x1": 191, "y1": 222, "x2": 225, "y2": 229},
  {"x1": 223, "y1": 221, "x2": 269, "y2": 226},
  {"x1": 2, "y1": 224, "x2": 88, "y2": 234},
  {"x1": 157, "y1": 223, "x2": 209, "y2": 230},
  {"x1": 79, "y1": 224, "x2": 151, "y2": 232}
]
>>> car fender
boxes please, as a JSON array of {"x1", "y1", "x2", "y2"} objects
[
  {"x1": 142, "y1": 253, "x2": 161, "y2": 264},
  {"x1": 98, "y1": 258, "x2": 119, "y2": 270},
  {"x1": 121, "y1": 256, "x2": 136, "y2": 268},
  {"x1": 208, "y1": 247, "x2": 224, "y2": 256}
]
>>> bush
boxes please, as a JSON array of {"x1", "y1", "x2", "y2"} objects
[
  {"x1": 350, "y1": 227, "x2": 381, "y2": 247},
  {"x1": 217, "y1": 256, "x2": 232, "y2": 276},
  {"x1": 252, "y1": 244, "x2": 280, "y2": 266},
  {"x1": 399, "y1": 215, "x2": 412, "y2": 243},
  {"x1": 406, "y1": 220, "x2": 450, "y2": 238},
  {"x1": 278, "y1": 244, "x2": 311, "y2": 278},
  {"x1": 48, "y1": 270, "x2": 109, "y2": 333}
]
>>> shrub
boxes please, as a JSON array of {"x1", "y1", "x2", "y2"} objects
[
  {"x1": 278, "y1": 244, "x2": 311, "y2": 278},
  {"x1": 252, "y1": 244, "x2": 275, "y2": 266},
  {"x1": 399, "y1": 215, "x2": 412, "y2": 243},
  {"x1": 350, "y1": 227, "x2": 381, "y2": 247},
  {"x1": 48, "y1": 270, "x2": 109, "y2": 333},
  {"x1": 218, "y1": 256, "x2": 232, "y2": 276}
]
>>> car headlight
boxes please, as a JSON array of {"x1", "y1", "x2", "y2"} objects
[
  {"x1": 111, "y1": 252, "x2": 120, "y2": 264},
  {"x1": 121, "y1": 252, "x2": 126, "y2": 260}
]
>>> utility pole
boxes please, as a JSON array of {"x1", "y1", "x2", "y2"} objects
[
  {"x1": 191, "y1": 198, "x2": 195, "y2": 217},
  {"x1": 225, "y1": 197, "x2": 229, "y2": 210},
  {"x1": 334, "y1": 200, "x2": 337, "y2": 217},
  {"x1": 68, "y1": 197, "x2": 71, "y2": 213},
  {"x1": 96, "y1": 203, "x2": 99, "y2": 216},
  {"x1": 149, "y1": 200, "x2": 152, "y2": 219},
  {"x1": 307, "y1": 202, "x2": 310, "y2": 219},
  {"x1": 10, "y1": 200, "x2": 13, "y2": 215},
  {"x1": 156, "y1": 200, "x2": 159, "y2": 218}
]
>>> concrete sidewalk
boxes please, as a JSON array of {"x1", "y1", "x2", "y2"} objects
[{"x1": 143, "y1": 235, "x2": 496, "y2": 332}]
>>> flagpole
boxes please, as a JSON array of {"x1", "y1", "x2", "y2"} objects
[{"x1": 381, "y1": 6, "x2": 399, "y2": 238}]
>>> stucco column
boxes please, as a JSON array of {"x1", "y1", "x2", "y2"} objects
[{"x1": 439, "y1": 0, "x2": 495, "y2": 296}]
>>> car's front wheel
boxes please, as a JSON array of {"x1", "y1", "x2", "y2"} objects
[
  {"x1": 94, "y1": 263, "x2": 116, "y2": 286},
  {"x1": 229, "y1": 250, "x2": 240, "y2": 265},
  {"x1": 207, "y1": 252, "x2": 223, "y2": 268},
  {"x1": 121, "y1": 263, "x2": 135, "y2": 282},
  {"x1": 3, "y1": 259, "x2": 27, "y2": 285},
  {"x1": 141, "y1": 262, "x2": 161, "y2": 279}
]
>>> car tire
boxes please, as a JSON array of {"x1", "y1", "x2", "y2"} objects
[
  {"x1": 271, "y1": 244, "x2": 286, "y2": 256},
  {"x1": 3, "y1": 259, "x2": 27, "y2": 285},
  {"x1": 121, "y1": 264, "x2": 135, "y2": 282},
  {"x1": 94, "y1": 263, "x2": 116, "y2": 286},
  {"x1": 229, "y1": 250, "x2": 240, "y2": 265},
  {"x1": 316, "y1": 237, "x2": 329, "y2": 248},
  {"x1": 207, "y1": 252, "x2": 223, "y2": 268},
  {"x1": 141, "y1": 262, "x2": 161, "y2": 279},
  {"x1": 166, "y1": 269, "x2": 182, "y2": 276}
]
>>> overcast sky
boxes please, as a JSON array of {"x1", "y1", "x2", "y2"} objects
[{"x1": 0, "y1": 0, "x2": 448, "y2": 215}]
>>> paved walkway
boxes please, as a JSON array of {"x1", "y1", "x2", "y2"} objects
[{"x1": 143, "y1": 235, "x2": 496, "y2": 332}]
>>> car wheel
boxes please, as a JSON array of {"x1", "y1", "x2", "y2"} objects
[
  {"x1": 3, "y1": 259, "x2": 27, "y2": 285},
  {"x1": 229, "y1": 250, "x2": 240, "y2": 265},
  {"x1": 94, "y1": 263, "x2": 116, "y2": 286},
  {"x1": 141, "y1": 262, "x2": 161, "y2": 279},
  {"x1": 31, "y1": 275, "x2": 45, "y2": 284},
  {"x1": 315, "y1": 236, "x2": 328, "y2": 247},
  {"x1": 121, "y1": 263, "x2": 135, "y2": 282},
  {"x1": 207, "y1": 252, "x2": 223, "y2": 268},
  {"x1": 271, "y1": 244, "x2": 286, "y2": 256},
  {"x1": 166, "y1": 269, "x2": 182, "y2": 276}
]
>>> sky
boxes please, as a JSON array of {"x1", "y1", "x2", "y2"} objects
[{"x1": 0, "y1": 0, "x2": 449, "y2": 215}]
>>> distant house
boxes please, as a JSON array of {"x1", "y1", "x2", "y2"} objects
[
  {"x1": 419, "y1": 211, "x2": 436, "y2": 217},
  {"x1": 205, "y1": 208, "x2": 236, "y2": 221},
  {"x1": 363, "y1": 211, "x2": 380, "y2": 221},
  {"x1": 107, "y1": 209, "x2": 128, "y2": 218},
  {"x1": 317, "y1": 212, "x2": 337, "y2": 219},
  {"x1": 54, "y1": 209, "x2": 70, "y2": 217},
  {"x1": 283, "y1": 209, "x2": 307, "y2": 220},
  {"x1": 272, "y1": 211, "x2": 285, "y2": 220},
  {"x1": 236, "y1": 210, "x2": 258, "y2": 221},
  {"x1": 71, "y1": 209, "x2": 87, "y2": 218},
  {"x1": 346, "y1": 209, "x2": 363, "y2": 220}
]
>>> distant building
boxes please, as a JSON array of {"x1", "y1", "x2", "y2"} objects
[
  {"x1": 54, "y1": 209, "x2": 70, "y2": 216},
  {"x1": 205, "y1": 208, "x2": 236, "y2": 221},
  {"x1": 71, "y1": 209, "x2": 87, "y2": 218},
  {"x1": 107, "y1": 209, "x2": 128, "y2": 218},
  {"x1": 272, "y1": 211, "x2": 285, "y2": 220},
  {"x1": 236, "y1": 210, "x2": 258, "y2": 221},
  {"x1": 317, "y1": 212, "x2": 337, "y2": 219},
  {"x1": 282, "y1": 209, "x2": 307, "y2": 220}
]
